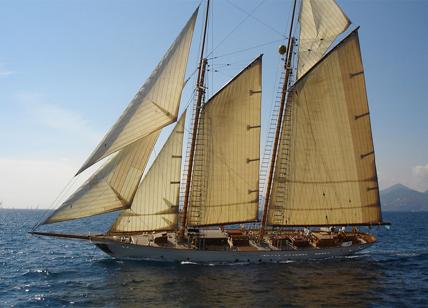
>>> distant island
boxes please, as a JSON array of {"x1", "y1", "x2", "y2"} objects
[{"x1": 380, "y1": 184, "x2": 428, "y2": 212}]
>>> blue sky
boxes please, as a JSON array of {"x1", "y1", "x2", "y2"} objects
[{"x1": 1, "y1": 0, "x2": 427, "y2": 208}]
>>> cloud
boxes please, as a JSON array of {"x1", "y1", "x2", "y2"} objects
[
  {"x1": 16, "y1": 92, "x2": 101, "y2": 144},
  {"x1": 0, "y1": 157, "x2": 97, "y2": 209},
  {"x1": 0, "y1": 158, "x2": 76, "y2": 209},
  {"x1": 412, "y1": 163, "x2": 428, "y2": 191},
  {"x1": 0, "y1": 93, "x2": 106, "y2": 208},
  {"x1": 413, "y1": 164, "x2": 428, "y2": 178},
  {"x1": 0, "y1": 63, "x2": 15, "y2": 77}
]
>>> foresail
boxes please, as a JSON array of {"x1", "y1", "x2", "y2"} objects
[
  {"x1": 43, "y1": 130, "x2": 160, "y2": 224},
  {"x1": 268, "y1": 31, "x2": 382, "y2": 226},
  {"x1": 297, "y1": 0, "x2": 350, "y2": 78},
  {"x1": 187, "y1": 57, "x2": 262, "y2": 226},
  {"x1": 110, "y1": 112, "x2": 186, "y2": 233},
  {"x1": 76, "y1": 8, "x2": 198, "y2": 175}
]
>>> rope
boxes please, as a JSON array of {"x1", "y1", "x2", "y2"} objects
[
  {"x1": 183, "y1": 67, "x2": 199, "y2": 87},
  {"x1": 31, "y1": 173, "x2": 81, "y2": 230},
  {"x1": 206, "y1": 0, "x2": 267, "y2": 58},
  {"x1": 225, "y1": 0, "x2": 286, "y2": 39},
  {"x1": 206, "y1": 39, "x2": 284, "y2": 61},
  {"x1": 30, "y1": 156, "x2": 115, "y2": 231}
]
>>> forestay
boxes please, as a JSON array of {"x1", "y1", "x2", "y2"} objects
[
  {"x1": 268, "y1": 31, "x2": 382, "y2": 226},
  {"x1": 187, "y1": 57, "x2": 262, "y2": 226},
  {"x1": 297, "y1": 0, "x2": 350, "y2": 78},
  {"x1": 110, "y1": 112, "x2": 186, "y2": 233},
  {"x1": 76, "y1": 8, "x2": 198, "y2": 175},
  {"x1": 43, "y1": 131, "x2": 160, "y2": 224}
]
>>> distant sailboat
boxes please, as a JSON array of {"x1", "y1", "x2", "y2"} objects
[{"x1": 32, "y1": 0, "x2": 389, "y2": 263}]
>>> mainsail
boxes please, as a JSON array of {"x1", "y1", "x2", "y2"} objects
[
  {"x1": 110, "y1": 112, "x2": 186, "y2": 233},
  {"x1": 297, "y1": 0, "x2": 350, "y2": 78},
  {"x1": 268, "y1": 30, "x2": 382, "y2": 226},
  {"x1": 76, "y1": 8, "x2": 198, "y2": 175},
  {"x1": 187, "y1": 56, "x2": 262, "y2": 226},
  {"x1": 43, "y1": 130, "x2": 160, "y2": 224}
]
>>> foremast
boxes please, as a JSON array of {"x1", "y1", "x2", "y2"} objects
[
  {"x1": 180, "y1": 0, "x2": 210, "y2": 237},
  {"x1": 259, "y1": 0, "x2": 298, "y2": 239}
]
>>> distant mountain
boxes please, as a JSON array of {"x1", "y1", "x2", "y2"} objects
[{"x1": 380, "y1": 184, "x2": 428, "y2": 212}]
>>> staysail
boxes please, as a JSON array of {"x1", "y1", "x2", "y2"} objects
[
  {"x1": 187, "y1": 56, "x2": 262, "y2": 226},
  {"x1": 297, "y1": 0, "x2": 350, "y2": 78},
  {"x1": 268, "y1": 30, "x2": 382, "y2": 226},
  {"x1": 76, "y1": 8, "x2": 198, "y2": 175},
  {"x1": 110, "y1": 112, "x2": 186, "y2": 233},
  {"x1": 43, "y1": 130, "x2": 160, "y2": 224}
]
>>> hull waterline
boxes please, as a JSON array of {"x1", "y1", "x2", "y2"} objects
[{"x1": 93, "y1": 239, "x2": 372, "y2": 264}]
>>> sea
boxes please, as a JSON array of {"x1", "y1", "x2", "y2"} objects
[{"x1": 0, "y1": 210, "x2": 427, "y2": 307}]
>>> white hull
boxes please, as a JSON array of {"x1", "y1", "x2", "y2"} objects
[{"x1": 93, "y1": 239, "x2": 372, "y2": 264}]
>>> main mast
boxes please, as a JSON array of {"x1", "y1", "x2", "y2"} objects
[
  {"x1": 260, "y1": 0, "x2": 298, "y2": 239},
  {"x1": 180, "y1": 0, "x2": 210, "y2": 237}
]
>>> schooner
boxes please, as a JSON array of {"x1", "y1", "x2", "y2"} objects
[{"x1": 32, "y1": 0, "x2": 389, "y2": 263}]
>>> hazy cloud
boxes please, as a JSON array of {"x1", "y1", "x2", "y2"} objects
[
  {"x1": 0, "y1": 93, "x2": 105, "y2": 208},
  {"x1": 17, "y1": 92, "x2": 101, "y2": 144},
  {"x1": 0, "y1": 158, "x2": 75, "y2": 208},
  {"x1": 412, "y1": 163, "x2": 428, "y2": 191},
  {"x1": 0, "y1": 62, "x2": 15, "y2": 77},
  {"x1": 0, "y1": 157, "x2": 96, "y2": 209},
  {"x1": 413, "y1": 164, "x2": 428, "y2": 177}
]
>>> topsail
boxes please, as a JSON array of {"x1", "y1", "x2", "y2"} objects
[{"x1": 297, "y1": 0, "x2": 350, "y2": 78}]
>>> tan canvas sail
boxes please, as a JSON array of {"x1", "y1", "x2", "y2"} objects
[
  {"x1": 268, "y1": 31, "x2": 382, "y2": 226},
  {"x1": 187, "y1": 56, "x2": 262, "y2": 226},
  {"x1": 297, "y1": 0, "x2": 350, "y2": 78},
  {"x1": 110, "y1": 112, "x2": 186, "y2": 233},
  {"x1": 76, "y1": 8, "x2": 198, "y2": 175},
  {"x1": 43, "y1": 130, "x2": 160, "y2": 224}
]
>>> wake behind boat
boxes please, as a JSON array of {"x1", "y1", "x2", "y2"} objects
[{"x1": 31, "y1": 0, "x2": 389, "y2": 264}]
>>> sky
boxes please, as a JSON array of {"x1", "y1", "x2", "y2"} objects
[{"x1": 0, "y1": 0, "x2": 427, "y2": 209}]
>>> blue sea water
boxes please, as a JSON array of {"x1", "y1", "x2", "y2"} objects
[{"x1": 0, "y1": 210, "x2": 427, "y2": 307}]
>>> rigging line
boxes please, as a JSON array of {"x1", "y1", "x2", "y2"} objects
[
  {"x1": 209, "y1": 60, "x2": 256, "y2": 71},
  {"x1": 260, "y1": 55, "x2": 283, "y2": 179},
  {"x1": 225, "y1": 0, "x2": 286, "y2": 38},
  {"x1": 184, "y1": 67, "x2": 198, "y2": 86},
  {"x1": 210, "y1": 0, "x2": 214, "y2": 99},
  {"x1": 205, "y1": 0, "x2": 266, "y2": 58},
  {"x1": 181, "y1": 90, "x2": 198, "y2": 136},
  {"x1": 207, "y1": 39, "x2": 284, "y2": 60},
  {"x1": 209, "y1": 60, "x2": 252, "y2": 67},
  {"x1": 31, "y1": 174, "x2": 79, "y2": 230},
  {"x1": 208, "y1": 64, "x2": 231, "y2": 69},
  {"x1": 211, "y1": 69, "x2": 235, "y2": 80}
]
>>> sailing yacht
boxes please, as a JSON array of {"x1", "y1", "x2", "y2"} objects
[{"x1": 32, "y1": 0, "x2": 389, "y2": 264}]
